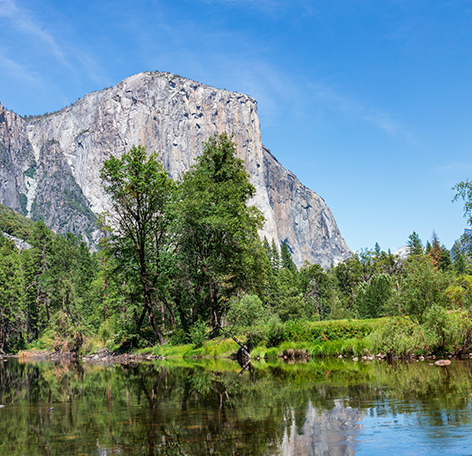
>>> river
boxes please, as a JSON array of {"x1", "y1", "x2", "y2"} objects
[{"x1": 1, "y1": 357, "x2": 472, "y2": 455}]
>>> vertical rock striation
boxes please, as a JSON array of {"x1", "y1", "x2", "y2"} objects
[
  {"x1": 0, "y1": 71, "x2": 351, "y2": 266},
  {"x1": 0, "y1": 104, "x2": 33, "y2": 215}
]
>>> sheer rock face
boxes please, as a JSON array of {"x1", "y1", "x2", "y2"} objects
[
  {"x1": 0, "y1": 71, "x2": 351, "y2": 267},
  {"x1": 0, "y1": 106, "x2": 32, "y2": 213},
  {"x1": 263, "y1": 148, "x2": 352, "y2": 267}
]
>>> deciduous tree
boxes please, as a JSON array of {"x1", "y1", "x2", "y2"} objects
[
  {"x1": 100, "y1": 145, "x2": 175, "y2": 344},
  {"x1": 176, "y1": 133, "x2": 265, "y2": 334}
]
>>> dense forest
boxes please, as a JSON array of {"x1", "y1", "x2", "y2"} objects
[{"x1": 2, "y1": 133, "x2": 472, "y2": 356}]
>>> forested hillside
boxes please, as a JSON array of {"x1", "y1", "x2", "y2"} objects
[{"x1": 2, "y1": 135, "x2": 472, "y2": 357}]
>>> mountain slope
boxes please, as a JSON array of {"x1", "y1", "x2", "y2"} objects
[{"x1": 0, "y1": 71, "x2": 351, "y2": 267}]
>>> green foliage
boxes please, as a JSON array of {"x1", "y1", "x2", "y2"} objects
[
  {"x1": 355, "y1": 273, "x2": 395, "y2": 319},
  {"x1": 226, "y1": 294, "x2": 269, "y2": 329},
  {"x1": 0, "y1": 240, "x2": 25, "y2": 351},
  {"x1": 309, "y1": 338, "x2": 370, "y2": 357},
  {"x1": 281, "y1": 241, "x2": 298, "y2": 275},
  {"x1": 100, "y1": 145, "x2": 175, "y2": 345},
  {"x1": 265, "y1": 315, "x2": 286, "y2": 347},
  {"x1": 407, "y1": 231, "x2": 423, "y2": 256},
  {"x1": 303, "y1": 319, "x2": 377, "y2": 345},
  {"x1": 98, "y1": 319, "x2": 115, "y2": 344},
  {"x1": 333, "y1": 246, "x2": 403, "y2": 310},
  {"x1": 176, "y1": 133, "x2": 266, "y2": 333},
  {"x1": 451, "y1": 241, "x2": 468, "y2": 274},
  {"x1": 397, "y1": 256, "x2": 451, "y2": 323},
  {"x1": 299, "y1": 262, "x2": 334, "y2": 320},
  {"x1": 189, "y1": 319, "x2": 209, "y2": 349},
  {"x1": 422, "y1": 307, "x2": 472, "y2": 354},
  {"x1": 327, "y1": 295, "x2": 354, "y2": 320},
  {"x1": 18, "y1": 193, "x2": 27, "y2": 216},
  {"x1": 427, "y1": 232, "x2": 452, "y2": 271},
  {"x1": 47, "y1": 310, "x2": 84, "y2": 353},
  {"x1": 371, "y1": 318, "x2": 426, "y2": 356},
  {"x1": 24, "y1": 164, "x2": 36, "y2": 179},
  {"x1": 445, "y1": 275, "x2": 472, "y2": 308},
  {"x1": 265, "y1": 346, "x2": 280, "y2": 360},
  {"x1": 277, "y1": 296, "x2": 307, "y2": 322},
  {"x1": 0, "y1": 203, "x2": 35, "y2": 241},
  {"x1": 262, "y1": 317, "x2": 379, "y2": 348},
  {"x1": 6, "y1": 145, "x2": 472, "y2": 358}
]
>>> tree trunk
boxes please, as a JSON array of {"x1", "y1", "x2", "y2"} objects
[
  {"x1": 209, "y1": 277, "x2": 220, "y2": 337},
  {"x1": 141, "y1": 270, "x2": 165, "y2": 345},
  {"x1": 138, "y1": 245, "x2": 165, "y2": 345}
]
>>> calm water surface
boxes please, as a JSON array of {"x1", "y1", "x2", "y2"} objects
[{"x1": 1, "y1": 357, "x2": 472, "y2": 455}]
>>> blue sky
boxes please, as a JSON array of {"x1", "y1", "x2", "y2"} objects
[{"x1": 1, "y1": 0, "x2": 472, "y2": 252}]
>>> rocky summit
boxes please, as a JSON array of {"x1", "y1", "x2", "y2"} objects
[{"x1": 0, "y1": 71, "x2": 351, "y2": 267}]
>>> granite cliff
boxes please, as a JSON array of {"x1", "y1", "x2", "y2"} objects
[{"x1": 0, "y1": 71, "x2": 351, "y2": 267}]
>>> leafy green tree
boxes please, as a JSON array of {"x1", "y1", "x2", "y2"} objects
[
  {"x1": 299, "y1": 262, "x2": 333, "y2": 320},
  {"x1": 41, "y1": 233, "x2": 98, "y2": 350},
  {"x1": 100, "y1": 145, "x2": 175, "y2": 344},
  {"x1": 226, "y1": 294, "x2": 270, "y2": 329},
  {"x1": 374, "y1": 242, "x2": 381, "y2": 256},
  {"x1": 176, "y1": 133, "x2": 265, "y2": 334},
  {"x1": 438, "y1": 245, "x2": 452, "y2": 271},
  {"x1": 332, "y1": 245, "x2": 403, "y2": 317},
  {"x1": 451, "y1": 239, "x2": 468, "y2": 275},
  {"x1": 270, "y1": 239, "x2": 281, "y2": 271},
  {"x1": 277, "y1": 296, "x2": 307, "y2": 322},
  {"x1": 20, "y1": 249, "x2": 39, "y2": 341},
  {"x1": 445, "y1": 275, "x2": 472, "y2": 309},
  {"x1": 397, "y1": 255, "x2": 451, "y2": 323}
]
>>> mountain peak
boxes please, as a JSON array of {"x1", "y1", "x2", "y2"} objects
[{"x1": 0, "y1": 73, "x2": 351, "y2": 267}]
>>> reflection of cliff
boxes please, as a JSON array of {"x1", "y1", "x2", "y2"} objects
[{"x1": 280, "y1": 399, "x2": 364, "y2": 456}]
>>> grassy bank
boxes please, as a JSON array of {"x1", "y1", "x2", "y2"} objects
[
  {"x1": 152, "y1": 311, "x2": 472, "y2": 360},
  {"x1": 21, "y1": 311, "x2": 472, "y2": 362}
]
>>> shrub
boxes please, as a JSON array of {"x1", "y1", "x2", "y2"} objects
[
  {"x1": 189, "y1": 319, "x2": 209, "y2": 349},
  {"x1": 327, "y1": 296, "x2": 354, "y2": 320},
  {"x1": 226, "y1": 294, "x2": 269, "y2": 329},
  {"x1": 445, "y1": 275, "x2": 472, "y2": 309},
  {"x1": 98, "y1": 319, "x2": 114, "y2": 343},
  {"x1": 371, "y1": 318, "x2": 426, "y2": 356},
  {"x1": 265, "y1": 315, "x2": 286, "y2": 347},
  {"x1": 423, "y1": 307, "x2": 472, "y2": 355}
]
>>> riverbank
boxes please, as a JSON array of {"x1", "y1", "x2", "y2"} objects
[{"x1": 13, "y1": 313, "x2": 472, "y2": 365}]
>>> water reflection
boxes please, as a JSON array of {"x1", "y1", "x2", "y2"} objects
[
  {"x1": 281, "y1": 400, "x2": 364, "y2": 456},
  {"x1": 1, "y1": 358, "x2": 472, "y2": 455}
]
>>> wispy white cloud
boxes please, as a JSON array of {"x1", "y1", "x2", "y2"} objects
[
  {"x1": 308, "y1": 81, "x2": 419, "y2": 144},
  {"x1": 0, "y1": 49, "x2": 41, "y2": 85},
  {"x1": 435, "y1": 162, "x2": 472, "y2": 173},
  {"x1": 0, "y1": 0, "x2": 108, "y2": 87},
  {"x1": 0, "y1": 0, "x2": 72, "y2": 69}
]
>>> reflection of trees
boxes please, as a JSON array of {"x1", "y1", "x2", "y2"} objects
[{"x1": 2, "y1": 359, "x2": 472, "y2": 455}]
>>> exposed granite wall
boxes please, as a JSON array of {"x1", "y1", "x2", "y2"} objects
[{"x1": 0, "y1": 72, "x2": 352, "y2": 266}]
